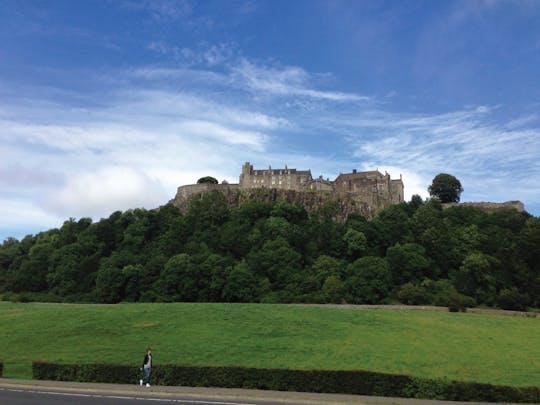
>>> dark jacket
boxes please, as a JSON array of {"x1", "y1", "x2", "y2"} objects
[{"x1": 142, "y1": 354, "x2": 151, "y2": 368}]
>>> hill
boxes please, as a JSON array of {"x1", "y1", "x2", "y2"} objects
[
  {"x1": 0, "y1": 195, "x2": 539, "y2": 310},
  {"x1": 1, "y1": 302, "x2": 539, "y2": 387}
]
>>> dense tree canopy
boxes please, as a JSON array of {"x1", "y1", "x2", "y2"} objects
[
  {"x1": 197, "y1": 176, "x2": 219, "y2": 184},
  {"x1": 0, "y1": 195, "x2": 538, "y2": 310},
  {"x1": 428, "y1": 173, "x2": 464, "y2": 203}
]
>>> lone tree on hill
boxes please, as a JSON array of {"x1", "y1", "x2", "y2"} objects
[
  {"x1": 197, "y1": 176, "x2": 218, "y2": 184},
  {"x1": 428, "y1": 173, "x2": 463, "y2": 203}
]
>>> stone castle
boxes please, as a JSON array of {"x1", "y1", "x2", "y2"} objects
[
  {"x1": 239, "y1": 162, "x2": 404, "y2": 205},
  {"x1": 171, "y1": 162, "x2": 405, "y2": 220}
]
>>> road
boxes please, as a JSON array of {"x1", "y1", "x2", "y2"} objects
[
  {"x1": 0, "y1": 387, "x2": 271, "y2": 405},
  {"x1": 1, "y1": 380, "x2": 529, "y2": 405}
]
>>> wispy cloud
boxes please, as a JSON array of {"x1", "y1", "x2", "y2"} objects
[
  {"x1": 0, "y1": 78, "x2": 288, "y2": 237},
  {"x1": 119, "y1": 0, "x2": 193, "y2": 23},
  {"x1": 342, "y1": 107, "x2": 540, "y2": 204},
  {"x1": 231, "y1": 59, "x2": 370, "y2": 102},
  {"x1": 147, "y1": 41, "x2": 238, "y2": 66}
]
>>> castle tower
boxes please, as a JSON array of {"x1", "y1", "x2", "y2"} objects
[{"x1": 240, "y1": 162, "x2": 253, "y2": 187}]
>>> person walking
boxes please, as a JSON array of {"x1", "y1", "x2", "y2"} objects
[{"x1": 140, "y1": 348, "x2": 152, "y2": 387}]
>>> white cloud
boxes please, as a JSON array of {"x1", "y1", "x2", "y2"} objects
[
  {"x1": 0, "y1": 197, "x2": 64, "y2": 241},
  {"x1": 42, "y1": 167, "x2": 168, "y2": 219}
]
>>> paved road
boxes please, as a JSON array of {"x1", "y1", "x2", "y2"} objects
[
  {"x1": 0, "y1": 379, "x2": 534, "y2": 405},
  {"x1": 0, "y1": 387, "x2": 268, "y2": 405}
]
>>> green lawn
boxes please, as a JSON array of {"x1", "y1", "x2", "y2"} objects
[{"x1": 1, "y1": 302, "x2": 539, "y2": 387}]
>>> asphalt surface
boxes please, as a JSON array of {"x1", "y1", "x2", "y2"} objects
[
  {"x1": 0, "y1": 379, "x2": 537, "y2": 405},
  {"x1": 0, "y1": 387, "x2": 268, "y2": 405}
]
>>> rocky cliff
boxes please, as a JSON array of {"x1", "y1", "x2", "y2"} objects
[{"x1": 169, "y1": 183, "x2": 378, "y2": 221}]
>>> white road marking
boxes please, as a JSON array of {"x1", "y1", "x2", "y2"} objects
[{"x1": 0, "y1": 387, "x2": 259, "y2": 404}]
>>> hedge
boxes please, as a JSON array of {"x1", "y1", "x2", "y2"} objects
[
  {"x1": 0, "y1": 361, "x2": 3, "y2": 377},
  {"x1": 32, "y1": 362, "x2": 540, "y2": 403}
]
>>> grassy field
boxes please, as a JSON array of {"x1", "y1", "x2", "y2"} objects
[{"x1": 1, "y1": 302, "x2": 539, "y2": 387}]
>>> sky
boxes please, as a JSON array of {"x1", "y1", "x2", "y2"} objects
[{"x1": 1, "y1": 0, "x2": 540, "y2": 241}]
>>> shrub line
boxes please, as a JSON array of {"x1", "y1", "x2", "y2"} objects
[{"x1": 32, "y1": 361, "x2": 540, "y2": 403}]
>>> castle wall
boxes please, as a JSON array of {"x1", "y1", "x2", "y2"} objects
[
  {"x1": 333, "y1": 170, "x2": 401, "y2": 211},
  {"x1": 390, "y1": 179, "x2": 404, "y2": 204},
  {"x1": 442, "y1": 201, "x2": 525, "y2": 213},
  {"x1": 175, "y1": 183, "x2": 241, "y2": 201}
]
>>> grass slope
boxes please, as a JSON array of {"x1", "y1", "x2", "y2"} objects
[{"x1": 1, "y1": 302, "x2": 539, "y2": 386}]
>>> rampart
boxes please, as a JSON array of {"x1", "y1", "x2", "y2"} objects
[
  {"x1": 442, "y1": 200, "x2": 525, "y2": 213},
  {"x1": 174, "y1": 183, "x2": 241, "y2": 201}
]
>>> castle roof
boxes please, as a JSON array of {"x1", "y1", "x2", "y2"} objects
[
  {"x1": 335, "y1": 170, "x2": 384, "y2": 181},
  {"x1": 252, "y1": 168, "x2": 312, "y2": 176}
]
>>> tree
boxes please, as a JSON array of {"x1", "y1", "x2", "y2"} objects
[
  {"x1": 322, "y1": 276, "x2": 345, "y2": 303},
  {"x1": 222, "y1": 261, "x2": 261, "y2": 302},
  {"x1": 452, "y1": 252, "x2": 499, "y2": 305},
  {"x1": 343, "y1": 228, "x2": 367, "y2": 259},
  {"x1": 428, "y1": 173, "x2": 463, "y2": 203},
  {"x1": 346, "y1": 256, "x2": 392, "y2": 304},
  {"x1": 154, "y1": 253, "x2": 196, "y2": 301},
  {"x1": 246, "y1": 237, "x2": 302, "y2": 290},
  {"x1": 197, "y1": 176, "x2": 218, "y2": 184},
  {"x1": 386, "y1": 243, "x2": 433, "y2": 285}
]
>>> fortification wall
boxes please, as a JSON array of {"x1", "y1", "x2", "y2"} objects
[
  {"x1": 170, "y1": 186, "x2": 380, "y2": 221},
  {"x1": 442, "y1": 201, "x2": 525, "y2": 213},
  {"x1": 174, "y1": 183, "x2": 240, "y2": 200}
]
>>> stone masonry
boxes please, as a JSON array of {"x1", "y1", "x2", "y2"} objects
[{"x1": 170, "y1": 162, "x2": 405, "y2": 220}]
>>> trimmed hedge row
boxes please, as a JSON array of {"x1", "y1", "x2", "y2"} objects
[{"x1": 32, "y1": 362, "x2": 540, "y2": 403}]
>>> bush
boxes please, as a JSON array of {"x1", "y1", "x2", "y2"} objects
[
  {"x1": 428, "y1": 280, "x2": 476, "y2": 312},
  {"x1": 397, "y1": 283, "x2": 430, "y2": 305},
  {"x1": 33, "y1": 361, "x2": 137, "y2": 384},
  {"x1": 498, "y1": 288, "x2": 529, "y2": 311},
  {"x1": 32, "y1": 362, "x2": 540, "y2": 402},
  {"x1": 0, "y1": 292, "x2": 63, "y2": 303}
]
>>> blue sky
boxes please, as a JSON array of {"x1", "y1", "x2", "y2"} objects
[{"x1": 1, "y1": 0, "x2": 540, "y2": 241}]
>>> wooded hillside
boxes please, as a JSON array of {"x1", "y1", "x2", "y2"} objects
[{"x1": 1, "y1": 193, "x2": 538, "y2": 310}]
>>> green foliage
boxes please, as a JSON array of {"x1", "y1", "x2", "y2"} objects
[
  {"x1": 197, "y1": 176, "x2": 218, "y2": 184},
  {"x1": 33, "y1": 361, "x2": 540, "y2": 402},
  {"x1": 453, "y1": 252, "x2": 499, "y2": 305},
  {"x1": 346, "y1": 256, "x2": 392, "y2": 304},
  {"x1": 322, "y1": 276, "x2": 345, "y2": 303},
  {"x1": 498, "y1": 287, "x2": 529, "y2": 311},
  {"x1": 397, "y1": 282, "x2": 431, "y2": 305},
  {"x1": 386, "y1": 243, "x2": 433, "y2": 285},
  {"x1": 343, "y1": 228, "x2": 367, "y2": 259},
  {"x1": 0, "y1": 195, "x2": 538, "y2": 310},
  {"x1": 154, "y1": 254, "x2": 196, "y2": 301},
  {"x1": 222, "y1": 261, "x2": 260, "y2": 302},
  {"x1": 428, "y1": 173, "x2": 464, "y2": 203}
]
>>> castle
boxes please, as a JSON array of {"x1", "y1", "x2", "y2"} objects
[
  {"x1": 170, "y1": 163, "x2": 526, "y2": 219},
  {"x1": 171, "y1": 162, "x2": 405, "y2": 219},
  {"x1": 239, "y1": 162, "x2": 404, "y2": 206}
]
